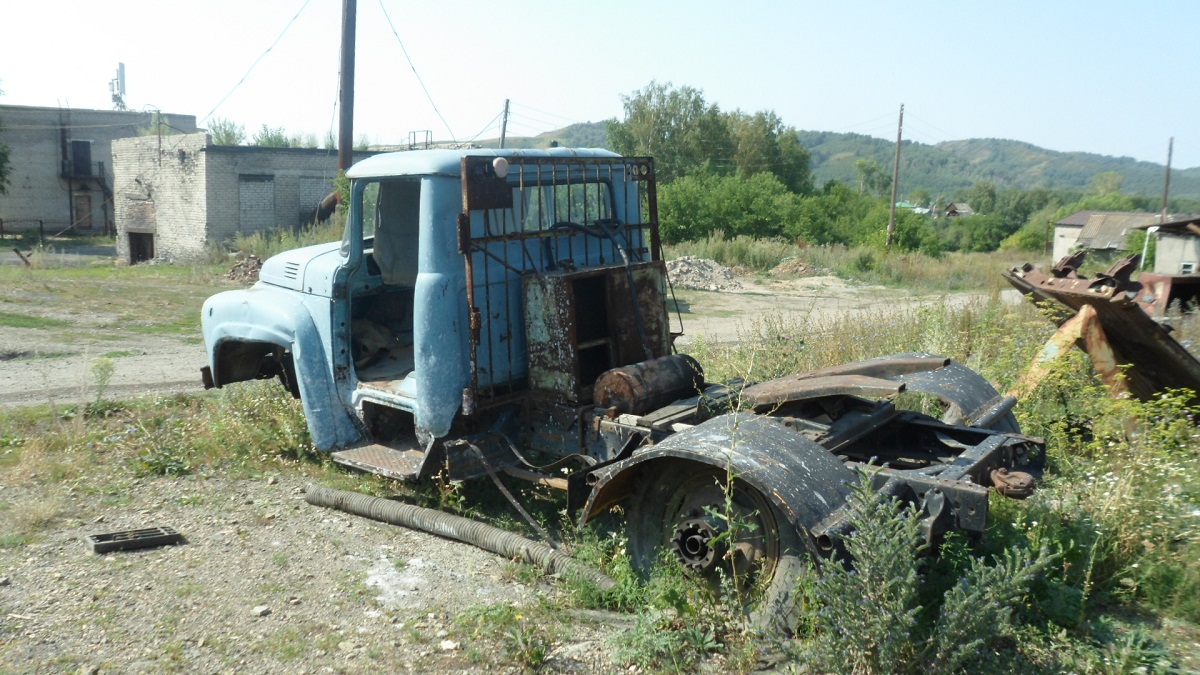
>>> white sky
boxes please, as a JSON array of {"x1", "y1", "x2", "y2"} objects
[{"x1": 2, "y1": 0, "x2": 1197, "y2": 168}]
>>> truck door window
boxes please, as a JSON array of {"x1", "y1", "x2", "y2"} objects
[{"x1": 369, "y1": 179, "x2": 421, "y2": 286}]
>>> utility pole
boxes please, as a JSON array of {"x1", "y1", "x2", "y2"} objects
[
  {"x1": 338, "y1": 0, "x2": 357, "y2": 171},
  {"x1": 499, "y1": 99, "x2": 510, "y2": 149},
  {"x1": 1160, "y1": 137, "x2": 1174, "y2": 223},
  {"x1": 318, "y1": 0, "x2": 356, "y2": 222},
  {"x1": 886, "y1": 103, "x2": 904, "y2": 248}
]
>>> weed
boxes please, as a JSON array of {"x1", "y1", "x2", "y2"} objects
[
  {"x1": 456, "y1": 603, "x2": 553, "y2": 670},
  {"x1": 800, "y1": 472, "x2": 1055, "y2": 674}
]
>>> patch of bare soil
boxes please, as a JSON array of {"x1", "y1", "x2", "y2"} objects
[{"x1": 768, "y1": 257, "x2": 817, "y2": 277}]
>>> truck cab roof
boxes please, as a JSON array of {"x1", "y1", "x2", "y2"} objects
[{"x1": 346, "y1": 147, "x2": 621, "y2": 179}]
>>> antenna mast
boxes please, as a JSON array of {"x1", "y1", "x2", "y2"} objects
[{"x1": 109, "y1": 63, "x2": 127, "y2": 111}]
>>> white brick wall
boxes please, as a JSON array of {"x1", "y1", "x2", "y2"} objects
[
  {"x1": 112, "y1": 133, "x2": 353, "y2": 262},
  {"x1": 112, "y1": 133, "x2": 210, "y2": 262},
  {"x1": 0, "y1": 105, "x2": 196, "y2": 232}
]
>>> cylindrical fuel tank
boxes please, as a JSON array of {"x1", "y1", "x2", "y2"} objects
[{"x1": 592, "y1": 354, "x2": 704, "y2": 415}]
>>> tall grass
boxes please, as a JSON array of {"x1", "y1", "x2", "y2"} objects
[
  {"x1": 204, "y1": 215, "x2": 346, "y2": 263},
  {"x1": 666, "y1": 232, "x2": 1048, "y2": 292},
  {"x1": 683, "y1": 293, "x2": 1198, "y2": 669}
]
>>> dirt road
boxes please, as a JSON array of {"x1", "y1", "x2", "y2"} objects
[{"x1": 0, "y1": 272, "x2": 1016, "y2": 408}]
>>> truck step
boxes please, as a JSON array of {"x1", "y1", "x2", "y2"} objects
[{"x1": 332, "y1": 444, "x2": 425, "y2": 480}]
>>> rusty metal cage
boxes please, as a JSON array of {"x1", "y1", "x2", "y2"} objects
[{"x1": 458, "y1": 155, "x2": 665, "y2": 411}]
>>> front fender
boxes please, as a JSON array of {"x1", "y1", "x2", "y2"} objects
[
  {"x1": 202, "y1": 284, "x2": 362, "y2": 450},
  {"x1": 581, "y1": 413, "x2": 855, "y2": 539}
]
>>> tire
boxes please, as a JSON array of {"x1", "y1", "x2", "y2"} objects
[{"x1": 625, "y1": 461, "x2": 809, "y2": 634}]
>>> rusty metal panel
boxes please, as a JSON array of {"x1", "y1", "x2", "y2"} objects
[
  {"x1": 524, "y1": 272, "x2": 580, "y2": 397},
  {"x1": 1005, "y1": 258, "x2": 1200, "y2": 403},
  {"x1": 607, "y1": 260, "x2": 671, "y2": 363}
]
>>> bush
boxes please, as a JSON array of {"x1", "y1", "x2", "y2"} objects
[{"x1": 802, "y1": 473, "x2": 1055, "y2": 675}]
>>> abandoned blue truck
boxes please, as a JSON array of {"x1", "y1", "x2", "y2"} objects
[{"x1": 200, "y1": 147, "x2": 1043, "y2": 623}]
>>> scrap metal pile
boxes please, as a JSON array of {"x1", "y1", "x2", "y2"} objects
[{"x1": 1004, "y1": 252, "x2": 1200, "y2": 403}]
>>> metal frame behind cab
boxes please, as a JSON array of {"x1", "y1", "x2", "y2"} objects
[{"x1": 456, "y1": 155, "x2": 660, "y2": 414}]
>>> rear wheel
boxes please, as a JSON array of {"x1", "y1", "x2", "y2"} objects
[{"x1": 626, "y1": 462, "x2": 810, "y2": 633}]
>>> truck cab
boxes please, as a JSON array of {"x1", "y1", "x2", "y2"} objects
[{"x1": 202, "y1": 148, "x2": 672, "y2": 473}]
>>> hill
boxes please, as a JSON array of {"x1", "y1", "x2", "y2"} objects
[
  {"x1": 797, "y1": 131, "x2": 1200, "y2": 201},
  {"x1": 493, "y1": 122, "x2": 1200, "y2": 201},
  {"x1": 476, "y1": 122, "x2": 609, "y2": 150}
]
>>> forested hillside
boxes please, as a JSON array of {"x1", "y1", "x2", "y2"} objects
[
  {"x1": 495, "y1": 122, "x2": 1199, "y2": 201},
  {"x1": 799, "y1": 131, "x2": 1200, "y2": 201}
]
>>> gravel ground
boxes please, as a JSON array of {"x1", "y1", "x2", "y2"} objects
[{"x1": 0, "y1": 471, "x2": 625, "y2": 673}]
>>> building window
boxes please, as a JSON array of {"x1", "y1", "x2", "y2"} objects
[{"x1": 1182, "y1": 262, "x2": 1196, "y2": 275}]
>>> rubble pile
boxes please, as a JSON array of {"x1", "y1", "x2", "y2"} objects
[
  {"x1": 227, "y1": 255, "x2": 263, "y2": 283},
  {"x1": 770, "y1": 257, "x2": 816, "y2": 277},
  {"x1": 666, "y1": 256, "x2": 744, "y2": 291}
]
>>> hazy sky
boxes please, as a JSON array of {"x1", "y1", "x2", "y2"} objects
[{"x1": 2, "y1": 1, "x2": 1196, "y2": 168}]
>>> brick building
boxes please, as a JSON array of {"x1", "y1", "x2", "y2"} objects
[
  {"x1": 112, "y1": 132, "x2": 351, "y2": 263},
  {"x1": 0, "y1": 105, "x2": 197, "y2": 234}
]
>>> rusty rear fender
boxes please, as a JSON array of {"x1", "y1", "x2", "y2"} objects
[{"x1": 581, "y1": 413, "x2": 857, "y2": 542}]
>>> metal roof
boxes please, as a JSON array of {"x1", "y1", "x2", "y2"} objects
[
  {"x1": 346, "y1": 147, "x2": 621, "y2": 179},
  {"x1": 1132, "y1": 214, "x2": 1200, "y2": 233},
  {"x1": 1055, "y1": 210, "x2": 1158, "y2": 227},
  {"x1": 1075, "y1": 212, "x2": 1162, "y2": 249}
]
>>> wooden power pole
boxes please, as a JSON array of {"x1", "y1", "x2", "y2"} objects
[
  {"x1": 886, "y1": 103, "x2": 904, "y2": 248},
  {"x1": 1160, "y1": 137, "x2": 1174, "y2": 223},
  {"x1": 499, "y1": 99, "x2": 510, "y2": 149},
  {"x1": 337, "y1": 0, "x2": 357, "y2": 171}
]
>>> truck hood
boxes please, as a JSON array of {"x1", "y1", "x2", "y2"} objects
[{"x1": 258, "y1": 241, "x2": 344, "y2": 295}]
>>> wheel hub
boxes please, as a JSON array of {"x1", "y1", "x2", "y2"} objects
[{"x1": 670, "y1": 516, "x2": 726, "y2": 574}]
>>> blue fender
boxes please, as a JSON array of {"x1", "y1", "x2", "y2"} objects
[{"x1": 202, "y1": 284, "x2": 362, "y2": 450}]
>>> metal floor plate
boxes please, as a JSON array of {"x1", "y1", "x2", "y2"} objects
[{"x1": 332, "y1": 444, "x2": 425, "y2": 480}]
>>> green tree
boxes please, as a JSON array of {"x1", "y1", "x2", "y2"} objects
[
  {"x1": 909, "y1": 187, "x2": 931, "y2": 207},
  {"x1": 727, "y1": 110, "x2": 814, "y2": 195},
  {"x1": 251, "y1": 124, "x2": 290, "y2": 147},
  {"x1": 965, "y1": 180, "x2": 997, "y2": 215},
  {"x1": 854, "y1": 158, "x2": 884, "y2": 196},
  {"x1": 607, "y1": 81, "x2": 733, "y2": 183},
  {"x1": 1088, "y1": 170, "x2": 1124, "y2": 195},
  {"x1": 208, "y1": 117, "x2": 245, "y2": 145},
  {"x1": 658, "y1": 168, "x2": 801, "y2": 243},
  {"x1": 774, "y1": 127, "x2": 814, "y2": 195}
]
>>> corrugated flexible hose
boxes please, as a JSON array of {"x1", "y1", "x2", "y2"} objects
[{"x1": 304, "y1": 486, "x2": 616, "y2": 591}]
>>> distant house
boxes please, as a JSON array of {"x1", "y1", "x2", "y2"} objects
[
  {"x1": 1134, "y1": 215, "x2": 1200, "y2": 275},
  {"x1": 944, "y1": 202, "x2": 973, "y2": 218},
  {"x1": 111, "y1": 132, "x2": 371, "y2": 264},
  {"x1": 0, "y1": 105, "x2": 197, "y2": 234},
  {"x1": 1052, "y1": 210, "x2": 1163, "y2": 262}
]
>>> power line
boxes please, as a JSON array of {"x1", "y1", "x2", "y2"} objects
[
  {"x1": 461, "y1": 112, "x2": 503, "y2": 143},
  {"x1": 200, "y1": 0, "x2": 313, "y2": 123},
  {"x1": 905, "y1": 112, "x2": 961, "y2": 142},
  {"x1": 377, "y1": 0, "x2": 455, "y2": 142},
  {"x1": 508, "y1": 101, "x2": 580, "y2": 125}
]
